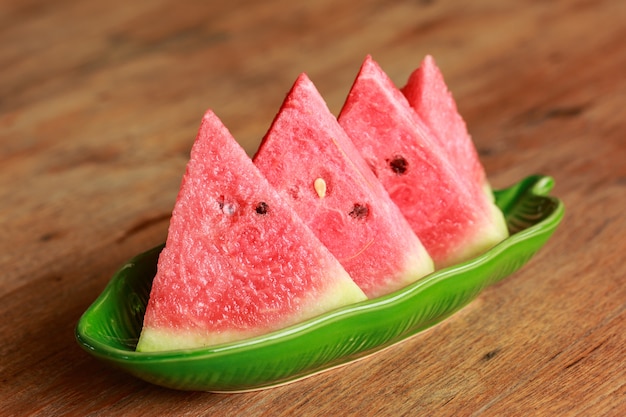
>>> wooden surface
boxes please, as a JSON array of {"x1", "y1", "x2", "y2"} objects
[{"x1": 1, "y1": 0, "x2": 625, "y2": 415}]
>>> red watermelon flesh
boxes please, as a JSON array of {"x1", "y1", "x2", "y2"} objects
[
  {"x1": 337, "y1": 56, "x2": 508, "y2": 269},
  {"x1": 401, "y1": 55, "x2": 489, "y2": 196},
  {"x1": 136, "y1": 110, "x2": 366, "y2": 352},
  {"x1": 253, "y1": 74, "x2": 434, "y2": 298}
]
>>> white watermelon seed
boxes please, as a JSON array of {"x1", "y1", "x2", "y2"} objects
[
  {"x1": 222, "y1": 202, "x2": 236, "y2": 216},
  {"x1": 314, "y1": 178, "x2": 327, "y2": 198}
]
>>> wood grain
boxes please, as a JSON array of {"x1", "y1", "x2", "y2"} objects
[{"x1": 1, "y1": 0, "x2": 625, "y2": 415}]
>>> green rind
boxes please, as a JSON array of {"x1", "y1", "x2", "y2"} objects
[{"x1": 76, "y1": 175, "x2": 564, "y2": 392}]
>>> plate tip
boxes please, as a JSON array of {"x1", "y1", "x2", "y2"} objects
[{"x1": 528, "y1": 174, "x2": 555, "y2": 195}]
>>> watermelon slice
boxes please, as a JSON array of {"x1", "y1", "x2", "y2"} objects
[
  {"x1": 401, "y1": 55, "x2": 489, "y2": 196},
  {"x1": 136, "y1": 110, "x2": 367, "y2": 352},
  {"x1": 253, "y1": 74, "x2": 434, "y2": 298},
  {"x1": 337, "y1": 56, "x2": 508, "y2": 269}
]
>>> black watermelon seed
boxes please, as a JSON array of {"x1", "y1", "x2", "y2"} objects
[
  {"x1": 388, "y1": 156, "x2": 408, "y2": 175},
  {"x1": 349, "y1": 203, "x2": 369, "y2": 220},
  {"x1": 255, "y1": 202, "x2": 269, "y2": 215}
]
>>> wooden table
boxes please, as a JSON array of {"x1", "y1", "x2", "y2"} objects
[{"x1": 2, "y1": 0, "x2": 624, "y2": 415}]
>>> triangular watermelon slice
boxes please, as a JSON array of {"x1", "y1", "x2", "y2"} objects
[
  {"x1": 136, "y1": 110, "x2": 366, "y2": 352},
  {"x1": 253, "y1": 74, "x2": 434, "y2": 298},
  {"x1": 337, "y1": 56, "x2": 508, "y2": 269},
  {"x1": 401, "y1": 55, "x2": 489, "y2": 196}
]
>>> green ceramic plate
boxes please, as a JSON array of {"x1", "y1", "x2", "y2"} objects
[{"x1": 76, "y1": 175, "x2": 564, "y2": 392}]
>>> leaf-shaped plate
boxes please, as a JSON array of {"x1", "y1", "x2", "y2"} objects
[{"x1": 76, "y1": 175, "x2": 564, "y2": 392}]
